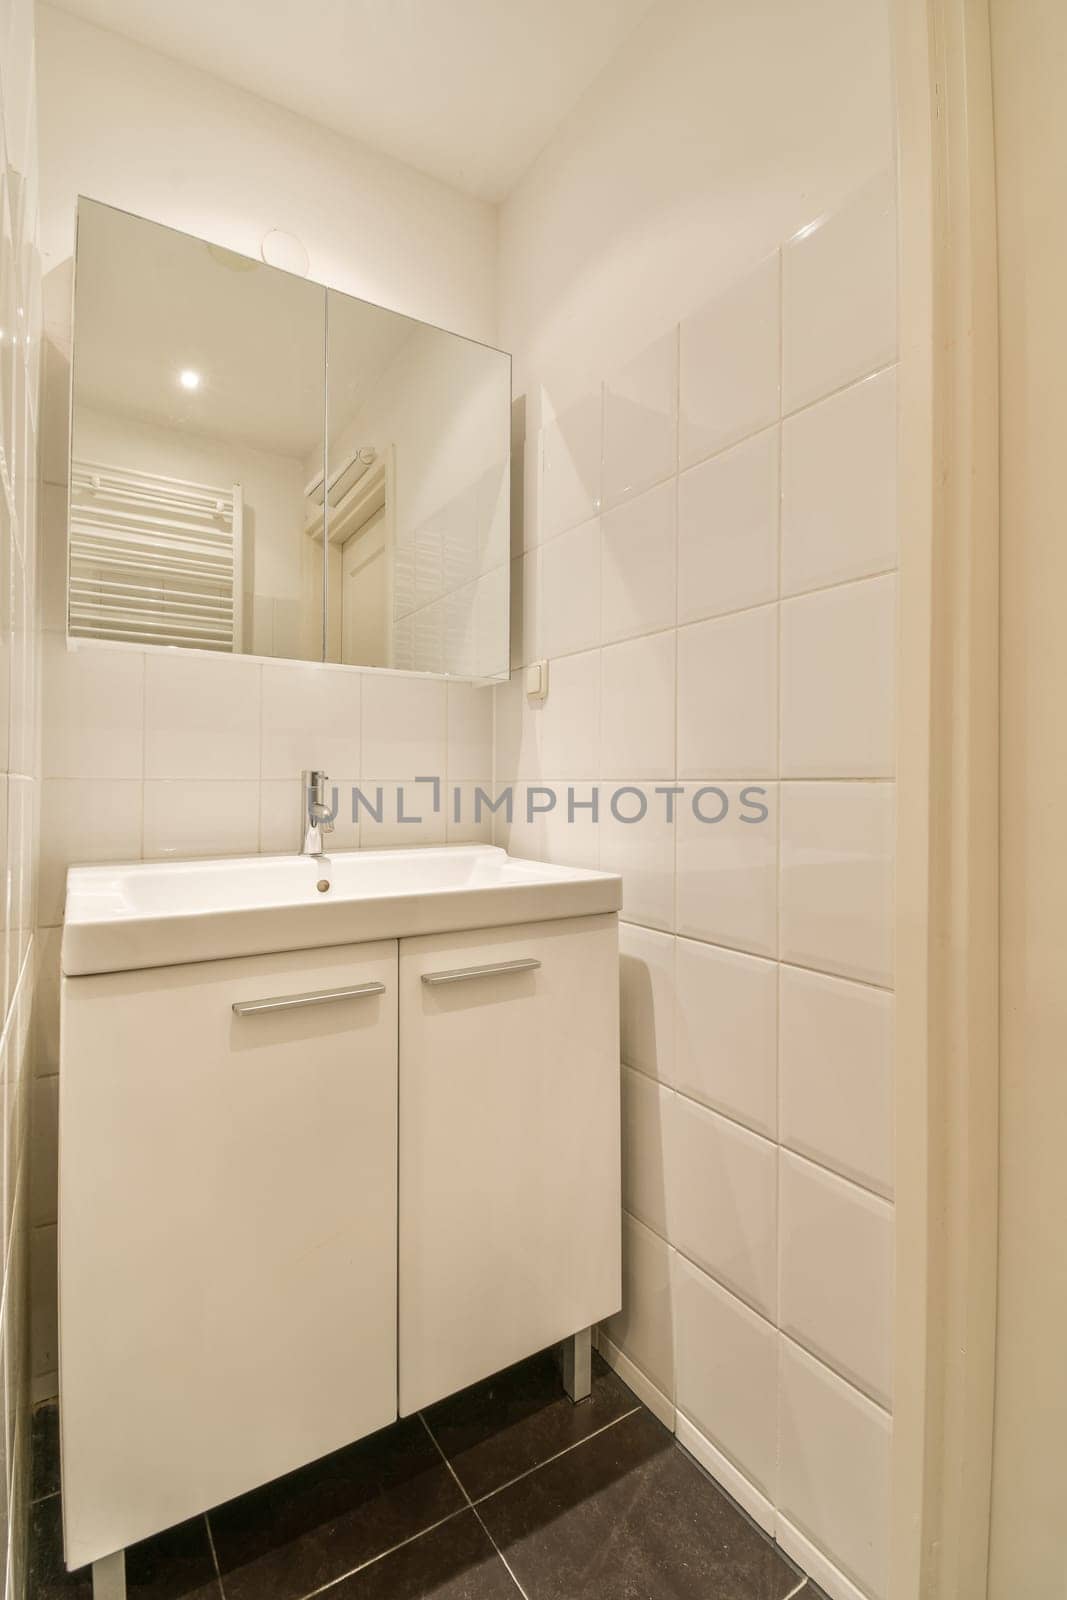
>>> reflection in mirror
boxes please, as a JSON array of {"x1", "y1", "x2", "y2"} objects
[
  {"x1": 69, "y1": 199, "x2": 325, "y2": 659},
  {"x1": 325, "y1": 289, "x2": 510, "y2": 677}
]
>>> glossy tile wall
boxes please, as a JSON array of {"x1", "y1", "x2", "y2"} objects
[
  {"x1": 0, "y1": 0, "x2": 42, "y2": 1591},
  {"x1": 494, "y1": 173, "x2": 897, "y2": 1600}
]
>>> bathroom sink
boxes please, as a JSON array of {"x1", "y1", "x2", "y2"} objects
[{"x1": 61, "y1": 846, "x2": 623, "y2": 976}]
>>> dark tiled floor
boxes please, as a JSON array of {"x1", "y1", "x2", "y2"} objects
[{"x1": 30, "y1": 1351, "x2": 814, "y2": 1600}]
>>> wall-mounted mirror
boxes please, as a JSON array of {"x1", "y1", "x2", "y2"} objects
[{"x1": 68, "y1": 199, "x2": 511, "y2": 679}]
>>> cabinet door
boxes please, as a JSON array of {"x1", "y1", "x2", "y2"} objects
[
  {"x1": 398, "y1": 914, "x2": 620, "y2": 1414},
  {"x1": 60, "y1": 941, "x2": 398, "y2": 1569}
]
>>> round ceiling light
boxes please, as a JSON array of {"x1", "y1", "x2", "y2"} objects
[{"x1": 179, "y1": 369, "x2": 201, "y2": 390}]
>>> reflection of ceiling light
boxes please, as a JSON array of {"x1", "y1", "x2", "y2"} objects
[{"x1": 179, "y1": 369, "x2": 201, "y2": 390}]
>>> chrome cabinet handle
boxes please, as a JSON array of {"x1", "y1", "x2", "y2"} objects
[
  {"x1": 421, "y1": 958, "x2": 541, "y2": 987},
  {"x1": 232, "y1": 981, "x2": 386, "y2": 1016}
]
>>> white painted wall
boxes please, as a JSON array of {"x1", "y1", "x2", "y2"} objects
[
  {"x1": 35, "y1": 2, "x2": 497, "y2": 344},
  {"x1": 494, "y1": 3, "x2": 897, "y2": 1598}
]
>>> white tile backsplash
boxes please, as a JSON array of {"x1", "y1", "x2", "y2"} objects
[
  {"x1": 782, "y1": 367, "x2": 897, "y2": 596},
  {"x1": 143, "y1": 780, "x2": 261, "y2": 860},
  {"x1": 778, "y1": 1337, "x2": 891, "y2": 1600},
  {"x1": 679, "y1": 253, "x2": 780, "y2": 466},
  {"x1": 780, "y1": 780, "x2": 895, "y2": 986},
  {"x1": 783, "y1": 172, "x2": 897, "y2": 414},
  {"x1": 600, "y1": 480, "x2": 676, "y2": 645},
  {"x1": 600, "y1": 630, "x2": 675, "y2": 779},
  {"x1": 677, "y1": 426, "x2": 779, "y2": 625},
  {"x1": 43, "y1": 637, "x2": 143, "y2": 779},
  {"x1": 619, "y1": 921, "x2": 676, "y2": 1083},
  {"x1": 672, "y1": 1252, "x2": 778, "y2": 1499},
  {"x1": 621, "y1": 1064, "x2": 672, "y2": 1236},
  {"x1": 779, "y1": 964, "x2": 894, "y2": 1197},
  {"x1": 361, "y1": 672, "x2": 447, "y2": 778},
  {"x1": 678, "y1": 606, "x2": 778, "y2": 779},
  {"x1": 667, "y1": 1093, "x2": 778, "y2": 1318},
  {"x1": 780, "y1": 575, "x2": 896, "y2": 779},
  {"x1": 602, "y1": 329, "x2": 677, "y2": 507},
  {"x1": 540, "y1": 391, "x2": 602, "y2": 541},
  {"x1": 144, "y1": 653, "x2": 261, "y2": 781},
  {"x1": 260, "y1": 663, "x2": 361, "y2": 781},
  {"x1": 780, "y1": 1151, "x2": 894, "y2": 1407},
  {"x1": 540, "y1": 517, "x2": 601, "y2": 659},
  {"x1": 675, "y1": 783, "x2": 778, "y2": 958},
  {"x1": 674, "y1": 938, "x2": 777, "y2": 1137},
  {"x1": 602, "y1": 1211, "x2": 675, "y2": 1404},
  {"x1": 495, "y1": 174, "x2": 898, "y2": 1600}
]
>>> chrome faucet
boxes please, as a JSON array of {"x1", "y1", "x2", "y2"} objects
[{"x1": 301, "y1": 770, "x2": 335, "y2": 857}]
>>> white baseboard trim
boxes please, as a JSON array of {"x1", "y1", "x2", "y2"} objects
[
  {"x1": 596, "y1": 1330, "x2": 675, "y2": 1429},
  {"x1": 673, "y1": 1411, "x2": 777, "y2": 1539},
  {"x1": 776, "y1": 1514, "x2": 873, "y2": 1600}
]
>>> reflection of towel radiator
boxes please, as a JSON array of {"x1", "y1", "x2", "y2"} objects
[{"x1": 68, "y1": 460, "x2": 243, "y2": 651}]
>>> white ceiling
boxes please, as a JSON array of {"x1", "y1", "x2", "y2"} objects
[{"x1": 48, "y1": 0, "x2": 658, "y2": 201}]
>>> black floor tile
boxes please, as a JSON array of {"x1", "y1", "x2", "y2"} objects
[
  {"x1": 327, "y1": 1511, "x2": 520, "y2": 1599},
  {"x1": 477, "y1": 1408, "x2": 801, "y2": 1600},
  {"x1": 31, "y1": 1404, "x2": 61, "y2": 1503},
  {"x1": 28, "y1": 1496, "x2": 220, "y2": 1600},
  {"x1": 422, "y1": 1348, "x2": 637, "y2": 1502},
  {"x1": 208, "y1": 1415, "x2": 466, "y2": 1600}
]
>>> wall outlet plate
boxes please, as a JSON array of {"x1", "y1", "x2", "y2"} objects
[{"x1": 525, "y1": 660, "x2": 548, "y2": 701}]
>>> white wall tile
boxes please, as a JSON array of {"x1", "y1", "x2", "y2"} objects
[
  {"x1": 42, "y1": 639, "x2": 143, "y2": 779},
  {"x1": 361, "y1": 672, "x2": 446, "y2": 777},
  {"x1": 779, "y1": 1151, "x2": 893, "y2": 1406},
  {"x1": 260, "y1": 663, "x2": 360, "y2": 781},
  {"x1": 783, "y1": 173, "x2": 897, "y2": 413},
  {"x1": 619, "y1": 921, "x2": 676, "y2": 1083},
  {"x1": 602, "y1": 329, "x2": 677, "y2": 507},
  {"x1": 678, "y1": 605, "x2": 777, "y2": 779},
  {"x1": 667, "y1": 1094, "x2": 777, "y2": 1318},
  {"x1": 600, "y1": 784, "x2": 675, "y2": 932},
  {"x1": 601, "y1": 479, "x2": 676, "y2": 644},
  {"x1": 778, "y1": 1337, "x2": 891, "y2": 1600},
  {"x1": 602, "y1": 1210, "x2": 674, "y2": 1403},
  {"x1": 678, "y1": 427, "x2": 779, "y2": 626},
  {"x1": 144, "y1": 653, "x2": 261, "y2": 781},
  {"x1": 781, "y1": 367, "x2": 897, "y2": 596},
  {"x1": 445, "y1": 681, "x2": 493, "y2": 781},
  {"x1": 38, "y1": 778, "x2": 142, "y2": 926},
  {"x1": 539, "y1": 516, "x2": 601, "y2": 659},
  {"x1": 780, "y1": 964, "x2": 893, "y2": 1197},
  {"x1": 780, "y1": 575, "x2": 896, "y2": 778},
  {"x1": 679, "y1": 253, "x2": 780, "y2": 466},
  {"x1": 39, "y1": 482, "x2": 67, "y2": 630},
  {"x1": 509, "y1": 547, "x2": 541, "y2": 670},
  {"x1": 676, "y1": 783, "x2": 777, "y2": 958},
  {"x1": 445, "y1": 781, "x2": 495, "y2": 845},
  {"x1": 537, "y1": 648, "x2": 600, "y2": 777},
  {"x1": 540, "y1": 391, "x2": 601, "y2": 541},
  {"x1": 143, "y1": 780, "x2": 260, "y2": 859},
  {"x1": 357, "y1": 782, "x2": 448, "y2": 849},
  {"x1": 672, "y1": 1252, "x2": 777, "y2": 1498},
  {"x1": 780, "y1": 781, "x2": 894, "y2": 986},
  {"x1": 674, "y1": 938, "x2": 777, "y2": 1137},
  {"x1": 600, "y1": 630, "x2": 674, "y2": 779},
  {"x1": 621, "y1": 1064, "x2": 672, "y2": 1236}
]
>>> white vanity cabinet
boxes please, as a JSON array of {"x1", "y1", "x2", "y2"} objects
[
  {"x1": 58, "y1": 851, "x2": 622, "y2": 1594},
  {"x1": 398, "y1": 914, "x2": 621, "y2": 1413},
  {"x1": 60, "y1": 941, "x2": 400, "y2": 1571}
]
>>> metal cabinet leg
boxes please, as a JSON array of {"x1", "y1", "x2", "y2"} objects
[
  {"x1": 562, "y1": 1326, "x2": 592, "y2": 1403},
  {"x1": 92, "y1": 1549, "x2": 126, "y2": 1600}
]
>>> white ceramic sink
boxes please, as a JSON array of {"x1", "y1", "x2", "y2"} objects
[{"x1": 62, "y1": 845, "x2": 623, "y2": 976}]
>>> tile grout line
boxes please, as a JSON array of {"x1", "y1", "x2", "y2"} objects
[
  {"x1": 417, "y1": 1412, "x2": 531, "y2": 1600},
  {"x1": 467, "y1": 1404, "x2": 643, "y2": 1507},
  {"x1": 203, "y1": 1513, "x2": 225, "y2": 1599},
  {"x1": 288, "y1": 1505, "x2": 471, "y2": 1600}
]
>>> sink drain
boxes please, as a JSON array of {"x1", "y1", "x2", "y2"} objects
[{"x1": 317, "y1": 879, "x2": 331, "y2": 893}]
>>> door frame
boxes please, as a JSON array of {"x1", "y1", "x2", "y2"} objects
[{"x1": 890, "y1": 1, "x2": 999, "y2": 1595}]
